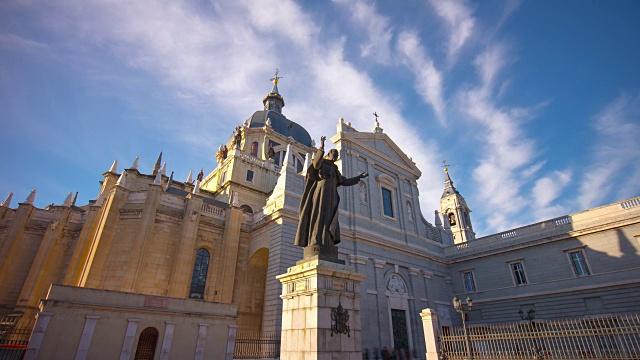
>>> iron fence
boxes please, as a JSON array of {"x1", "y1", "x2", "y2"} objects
[
  {"x1": 234, "y1": 331, "x2": 280, "y2": 359},
  {"x1": 0, "y1": 316, "x2": 35, "y2": 360},
  {"x1": 439, "y1": 313, "x2": 640, "y2": 359}
]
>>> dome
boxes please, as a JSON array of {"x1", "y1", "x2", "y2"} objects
[{"x1": 247, "y1": 110, "x2": 313, "y2": 147}]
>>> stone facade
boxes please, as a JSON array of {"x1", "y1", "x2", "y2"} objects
[{"x1": 0, "y1": 82, "x2": 639, "y2": 359}]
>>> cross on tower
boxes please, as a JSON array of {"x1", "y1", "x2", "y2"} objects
[
  {"x1": 442, "y1": 159, "x2": 450, "y2": 172},
  {"x1": 270, "y1": 69, "x2": 283, "y2": 85},
  {"x1": 373, "y1": 112, "x2": 380, "y2": 127}
]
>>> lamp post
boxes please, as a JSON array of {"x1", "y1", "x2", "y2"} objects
[{"x1": 452, "y1": 296, "x2": 473, "y2": 360}]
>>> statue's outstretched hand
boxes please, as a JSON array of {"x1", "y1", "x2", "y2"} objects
[
  {"x1": 359, "y1": 172, "x2": 369, "y2": 179},
  {"x1": 320, "y1": 136, "x2": 326, "y2": 148}
]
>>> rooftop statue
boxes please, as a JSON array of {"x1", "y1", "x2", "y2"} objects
[{"x1": 294, "y1": 136, "x2": 368, "y2": 262}]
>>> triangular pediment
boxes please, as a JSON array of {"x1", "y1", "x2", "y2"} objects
[{"x1": 339, "y1": 132, "x2": 421, "y2": 177}]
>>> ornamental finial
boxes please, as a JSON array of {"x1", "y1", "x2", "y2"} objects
[{"x1": 270, "y1": 69, "x2": 283, "y2": 85}]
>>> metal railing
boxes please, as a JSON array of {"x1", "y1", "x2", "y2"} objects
[
  {"x1": 439, "y1": 313, "x2": 640, "y2": 359},
  {"x1": 233, "y1": 331, "x2": 280, "y2": 359},
  {"x1": 0, "y1": 316, "x2": 35, "y2": 360}
]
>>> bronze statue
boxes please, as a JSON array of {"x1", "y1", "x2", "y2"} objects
[
  {"x1": 197, "y1": 169, "x2": 204, "y2": 182},
  {"x1": 233, "y1": 126, "x2": 243, "y2": 149},
  {"x1": 266, "y1": 143, "x2": 275, "y2": 160},
  {"x1": 294, "y1": 136, "x2": 368, "y2": 261}
]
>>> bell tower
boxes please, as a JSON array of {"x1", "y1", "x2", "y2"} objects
[{"x1": 440, "y1": 166, "x2": 475, "y2": 244}]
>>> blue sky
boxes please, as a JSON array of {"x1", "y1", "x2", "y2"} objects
[{"x1": 1, "y1": 0, "x2": 639, "y2": 236}]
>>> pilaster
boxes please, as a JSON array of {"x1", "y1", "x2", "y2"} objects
[
  {"x1": 82, "y1": 185, "x2": 129, "y2": 288},
  {"x1": 0, "y1": 203, "x2": 36, "y2": 304},
  {"x1": 122, "y1": 183, "x2": 162, "y2": 292},
  {"x1": 15, "y1": 206, "x2": 72, "y2": 316},
  {"x1": 63, "y1": 203, "x2": 104, "y2": 286},
  {"x1": 214, "y1": 205, "x2": 243, "y2": 303},
  {"x1": 167, "y1": 193, "x2": 204, "y2": 298}
]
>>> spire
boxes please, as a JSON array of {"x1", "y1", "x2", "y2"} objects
[
  {"x1": 282, "y1": 144, "x2": 292, "y2": 168},
  {"x1": 109, "y1": 160, "x2": 118, "y2": 173},
  {"x1": 263, "y1": 69, "x2": 285, "y2": 113},
  {"x1": 185, "y1": 170, "x2": 193, "y2": 184},
  {"x1": 192, "y1": 180, "x2": 201, "y2": 194},
  {"x1": 160, "y1": 162, "x2": 167, "y2": 176},
  {"x1": 301, "y1": 152, "x2": 310, "y2": 175},
  {"x1": 130, "y1": 156, "x2": 139, "y2": 170},
  {"x1": 434, "y1": 210, "x2": 443, "y2": 229},
  {"x1": 153, "y1": 172, "x2": 162, "y2": 185},
  {"x1": 1, "y1": 193, "x2": 13, "y2": 207},
  {"x1": 72, "y1": 192, "x2": 78, "y2": 206},
  {"x1": 152, "y1": 152, "x2": 163, "y2": 175},
  {"x1": 167, "y1": 171, "x2": 174, "y2": 189},
  {"x1": 24, "y1": 189, "x2": 36, "y2": 205},
  {"x1": 116, "y1": 172, "x2": 127, "y2": 187},
  {"x1": 94, "y1": 192, "x2": 104, "y2": 206},
  {"x1": 441, "y1": 166, "x2": 460, "y2": 199},
  {"x1": 62, "y1": 192, "x2": 73, "y2": 206}
]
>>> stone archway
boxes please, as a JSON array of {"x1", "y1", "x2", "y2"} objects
[{"x1": 237, "y1": 248, "x2": 269, "y2": 333}]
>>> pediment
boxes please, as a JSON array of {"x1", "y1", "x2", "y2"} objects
[{"x1": 341, "y1": 132, "x2": 421, "y2": 177}]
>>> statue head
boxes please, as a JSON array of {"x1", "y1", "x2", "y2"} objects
[{"x1": 325, "y1": 149, "x2": 339, "y2": 162}]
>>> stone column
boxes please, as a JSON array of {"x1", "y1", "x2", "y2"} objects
[
  {"x1": 119, "y1": 318, "x2": 140, "y2": 360},
  {"x1": 23, "y1": 311, "x2": 54, "y2": 360},
  {"x1": 277, "y1": 259, "x2": 366, "y2": 360},
  {"x1": 74, "y1": 315, "x2": 100, "y2": 360},
  {"x1": 420, "y1": 308, "x2": 440, "y2": 360}
]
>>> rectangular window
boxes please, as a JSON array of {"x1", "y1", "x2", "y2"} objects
[
  {"x1": 510, "y1": 262, "x2": 528, "y2": 285},
  {"x1": 246, "y1": 170, "x2": 254, "y2": 182},
  {"x1": 569, "y1": 250, "x2": 590, "y2": 276},
  {"x1": 382, "y1": 187, "x2": 394, "y2": 218},
  {"x1": 463, "y1": 271, "x2": 476, "y2": 292}
]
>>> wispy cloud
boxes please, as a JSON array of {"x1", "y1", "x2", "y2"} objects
[
  {"x1": 578, "y1": 93, "x2": 640, "y2": 208},
  {"x1": 332, "y1": 0, "x2": 394, "y2": 64},
  {"x1": 429, "y1": 0, "x2": 475, "y2": 64},
  {"x1": 532, "y1": 169, "x2": 572, "y2": 220},
  {"x1": 457, "y1": 44, "x2": 539, "y2": 232},
  {"x1": 396, "y1": 31, "x2": 447, "y2": 124}
]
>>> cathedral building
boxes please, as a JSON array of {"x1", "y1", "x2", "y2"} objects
[{"x1": 0, "y1": 78, "x2": 639, "y2": 359}]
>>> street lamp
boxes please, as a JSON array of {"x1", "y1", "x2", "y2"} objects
[{"x1": 452, "y1": 296, "x2": 473, "y2": 360}]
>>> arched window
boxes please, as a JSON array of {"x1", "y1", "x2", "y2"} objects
[
  {"x1": 250, "y1": 141, "x2": 259, "y2": 157},
  {"x1": 134, "y1": 327, "x2": 158, "y2": 360},
  {"x1": 189, "y1": 249, "x2": 210, "y2": 299}
]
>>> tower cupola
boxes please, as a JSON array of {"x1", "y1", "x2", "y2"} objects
[{"x1": 262, "y1": 69, "x2": 285, "y2": 113}]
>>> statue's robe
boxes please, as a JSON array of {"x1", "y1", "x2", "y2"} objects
[{"x1": 294, "y1": 148, "x2": 361, "y2": 247}]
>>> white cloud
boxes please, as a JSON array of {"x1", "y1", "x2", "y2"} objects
[
  {"x1": 531, "y1": 169, "x2": 572, "y2": 220},
  {"x1": 429, "y1": 0, "x2": 475, "y2": 63},
  {"x1": 396, "y1": 31, "x2": 446, "y2": 124},
  {"x1": 457, "y1": 44, "x2": 539, "y2": 232},
  {"x1": 332, "y1": 0, "x2": 394, "y2": 64},
  {"x1": 578, "y1": 93, "x2": 640, "y2": 208}
]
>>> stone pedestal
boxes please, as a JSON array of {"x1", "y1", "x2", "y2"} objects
[{"x1": 277, "y1": 259, "x2": 365, "y2": 360}]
